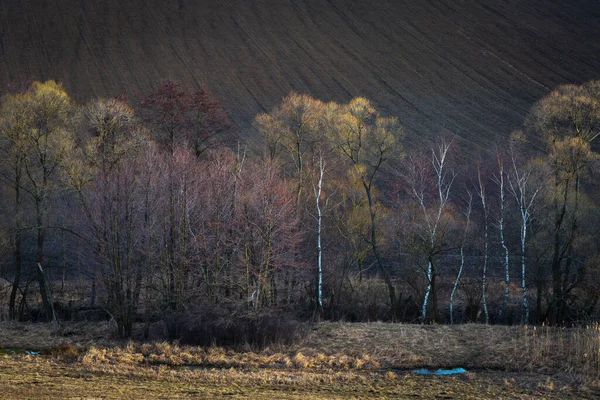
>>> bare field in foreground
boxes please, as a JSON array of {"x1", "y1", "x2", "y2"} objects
[
  {"x1": 0, "y1": 358, "x2": 589, "y2": 399},
  {"x1": 0, "y1": 322, "x2": 598, "y2": 398}
]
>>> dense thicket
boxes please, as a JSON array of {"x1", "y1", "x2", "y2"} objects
[{"x1": 0, "y1": 80, "x2": 598, "y2": 340}]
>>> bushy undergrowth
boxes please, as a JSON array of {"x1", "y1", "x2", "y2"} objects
[
  {"x1": 151, "y1": 302, "x2": 310, "y2": 348},
  {"x1": 178, "y1": 311, "x2": 309, "y2": 348}
]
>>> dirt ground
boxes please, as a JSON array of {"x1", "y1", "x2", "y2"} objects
[
  {"x1": 0, "y1": 321, "x2": 598, "y2": 399},
  {"x1": 0, "y1": 356, "x2": 595, "y2": 399},
  {"x1": 2, "y1": 0, "x2": 599, "y2": 149}
]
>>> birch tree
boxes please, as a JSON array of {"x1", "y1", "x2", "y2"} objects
[
  {"x1": 311, "y1": 150, "x2": 336, "y2": 315},
  {"x1": 314, "y1": 154, "x2": 325, "y2": 313},
  {"x1": 476, "y1": 163, "x2": 490, "y2": 324},
  {"x1": 450, "y1": 190, "x2": 472, "y2": 324},
  {"x1": 507, "y1": 144, "x2": 544, "y2": 324},
  {"x1": 408, "y1": 139, "x2": 456, "y2": 322},
  {"x1": 492, "y1": 150, "x2": 511, "y2": 322}
]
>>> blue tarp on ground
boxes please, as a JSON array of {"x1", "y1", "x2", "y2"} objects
[{"x1": 412, "y1": 368, "x2": 467, "y2": 375}]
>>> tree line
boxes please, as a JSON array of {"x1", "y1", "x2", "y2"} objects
[{"x1": 0, "y1": 79, "x2": 598, "y2": 339}]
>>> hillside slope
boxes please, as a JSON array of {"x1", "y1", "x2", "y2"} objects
[{"x1": 1, "y1": 0, "x2": 599, "y2": 147}]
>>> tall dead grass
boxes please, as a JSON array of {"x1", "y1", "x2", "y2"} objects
[
  {"x1": 73, "y1": 322, "x2": 600, "y2": 387},
  {"x1": 80, "y1": 341, "x2": 382, "y2": 372},
  {"x1": 514, "y1": 323, "x2": 600, "y2": 385},
  {"x1": 296, "y1": 322, "x2": 600, "y2": 386}
]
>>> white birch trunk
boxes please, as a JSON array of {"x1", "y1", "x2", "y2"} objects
[
  {"x1": 482, "y1": 223, "x2": 489, "y2": 324},
  {"x1": 450, "y1": 191, "x2": 472, "y2": 325},
  {"x1": 507, "y1": 154, "x2": 541, "y2": 324},
  {"x1": 520, "y1": 215, "x2": 529, "y2": 323},
  {"x1": 315, "y1": 157, "x2": 324, "y2": 311},
  {"x1": 450, "y1": 248, "x2": 464, "y2": 324},
  {"x1": 499, "y1": 215, "x2": 511, "y2": 321},
  {"x1": 422, "y1": 259, "x2": 432, "y2": 320},
  {"x1": 477, "y1": 166, "x2": 489, "y2": 324},
  {"x1": 494, "y1": 155, "x2": 510, "y2": 320},
  {"x1": 415, "y1": 139, "x2": 455, "y2": 322}
]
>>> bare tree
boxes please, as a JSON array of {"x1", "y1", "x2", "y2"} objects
[
  {"x1": 492, "y1": 150, "x2": 511, "y2": 322},
  {"x1": 450, "y1": 190, "x2": 472, "y2": 324},
  {"x1": 476, "y1": 163, "x2": 490, "y2": 324},
  {"x1": 409, "y1": 139, "x2": 456, "y2": 322},
  {"x1": 314, "y1": 154, "x2": 325, "y2": 313},
  {"x1": 507, "y1": 143, "x2": 544, "y2": 324},
  {"x1": 311, "y1": 150, "x2": 335, "y2": 315},
  {"x1": 68, "y1": 98, "x2": 148, "y2": 337},
  {"x1": 238, "y1": 159, "x2": 301, "y2": 310}
]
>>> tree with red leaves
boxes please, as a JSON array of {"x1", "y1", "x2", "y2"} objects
[
  {"x1": 192, "y1": 85, "x2": 234, "y2": 157},
  {"x1": 140, "y1": 80, "x2": 233, "y2": 157}
]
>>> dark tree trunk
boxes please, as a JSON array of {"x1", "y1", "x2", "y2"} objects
[
  {"x1": 9, "y1": 173, "x2": 22, "y2": 320},
  {"x1": 364, "y1": 183, "x2": 397, "y2": 321},
  {"x1": 36, "y1": 203, "x2": 56, "y2": 323}
]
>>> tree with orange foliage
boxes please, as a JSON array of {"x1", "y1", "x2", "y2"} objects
[
  {"x1": 527, "y1": 81, "x2": 600, "y2": 324},
  {"x1": 329, "y1": 97, "x2": 402, "y2": 320},
  {"x1": 0, "y1": 81, "x2": 75, "y2": 323}
]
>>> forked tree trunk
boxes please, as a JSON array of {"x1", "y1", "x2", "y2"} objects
[{"x1": 37, "y1": 263, "x2": 57, "y2": 324}]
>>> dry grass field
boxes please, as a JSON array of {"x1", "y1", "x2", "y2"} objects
[
  {"x1": 0, "y1": 321, "x2": 598, "y2": 398},
  {"x1": 1, "y1": 0, "x2": 599, "y2": 149}
]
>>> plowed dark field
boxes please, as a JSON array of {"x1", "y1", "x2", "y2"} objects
[{"x1": 1, "y1": 0, "x2": 599, "y2": 147}]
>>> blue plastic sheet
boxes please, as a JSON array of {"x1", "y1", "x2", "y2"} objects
[{"x1": 412, "y1": 367, "x2": 467, "y2": 375}]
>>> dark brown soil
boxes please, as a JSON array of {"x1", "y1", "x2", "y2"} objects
[{"x1": 1, "y1": 0, "x2": 599, "y2": 149}]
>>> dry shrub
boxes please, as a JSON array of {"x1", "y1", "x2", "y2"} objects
[
  {"x1": 81, "y1": 346, "x2": 107, "y2": 365},
  {"x1": 384, "y1": 370, "x2": 398, "y2": 380},
  {"x1": 49, "y1": 343, "x2": 79, "y2": 360},
  {"x1": 327, "y1": 276, "x2": 392, "y2": 322},
  {"x1": 292, "y1": 352, "x2": 310, "y2": 368},
  {"x1": 160, "y1": 302, "x2": 309, "y2": 348}
]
